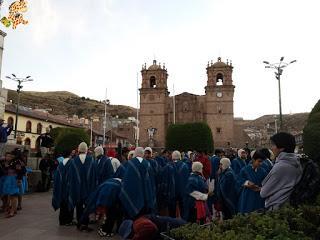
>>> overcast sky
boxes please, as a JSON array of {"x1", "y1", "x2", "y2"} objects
[{"x1": 1, "y1": 0, "x2": 319, "y2": 119}]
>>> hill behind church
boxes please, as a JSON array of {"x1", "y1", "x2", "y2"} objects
[{"x1": 7, "y1": 90, "x2": 136, "y2": 119}]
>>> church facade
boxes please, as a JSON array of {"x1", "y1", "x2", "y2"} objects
[{"x1": 139, "y1": 57, "x2": 235, "y2": 148}]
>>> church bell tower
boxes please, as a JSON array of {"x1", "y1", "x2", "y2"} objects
[
  {"x1": 205, "y1": 57, "x2": 235, "y2": 147},
  {"x1": 139, "y1": 60, "x2": 169, "y2": 147}
]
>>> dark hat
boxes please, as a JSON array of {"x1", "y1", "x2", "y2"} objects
[{"x1": 118, "y1": 220, "x2": 133, "y2": 239}]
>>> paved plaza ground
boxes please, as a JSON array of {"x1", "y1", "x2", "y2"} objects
[{"x1": 0, "y1": 192, "x2": 120, "y2": 240}]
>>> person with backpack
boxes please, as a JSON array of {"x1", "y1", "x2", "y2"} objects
[{"x1": 260, "y1": 132, "x2": 303, "y2": 211}]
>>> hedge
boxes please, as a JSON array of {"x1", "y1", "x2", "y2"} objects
[
  {"x1": 170, "y1": 195, "x2": 320, "y2": 240},
  {"x1": 303, "y1": 100, "x2": 320, "y2": 161},
  {"x1": 53, "y1": 127, "x2": 90, "y2": 155},
  {"x1": 166, "y1": 122, "x2": 214, "y2": 153}
]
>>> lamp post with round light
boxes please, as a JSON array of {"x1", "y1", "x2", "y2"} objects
[
  {"x1": 263, "y1": 57, "x2": 296, "y2": 131},
  {"x1": 5, "y1": 74, "x2": 33, "y2": 139}
]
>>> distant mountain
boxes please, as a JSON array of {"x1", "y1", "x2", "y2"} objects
[
  {"x1": 7, "y1": 90, "x2": 136, "y2": 119},
  {"x1": 244, "y1": 113, "x2": 309, "y2": 132}
]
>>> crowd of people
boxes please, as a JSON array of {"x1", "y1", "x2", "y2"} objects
[
  {"x1": 50, "y1": 131, "x2": 303, "y2": 239},
  {"x1": 0, "y1": 148, "x2": 29, "y2": 218}
]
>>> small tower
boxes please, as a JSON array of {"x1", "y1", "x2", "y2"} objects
[
  {"x1": 205, "y1": 57, "x2": 235, "y2": 147},
  {"x1": 139, "y1": 60, "x2": 169, "y2": 147}
]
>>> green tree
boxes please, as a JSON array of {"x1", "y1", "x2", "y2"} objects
[
  {"x1": 166, "y1": 122, "x2": 214, "y2": 152},
  {"x1": 53, "y1": 127, "x2": 89, "y2": 155},
  {"x1": 303, "y1": 100, "x2": 320, "y2": 161}
]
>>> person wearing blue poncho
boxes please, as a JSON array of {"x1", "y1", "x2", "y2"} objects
[
  {"x1": 52, "y1": 152, "x2": 74, "y2": 226},
  {"x1": 81, "y1": 175, "x2": 123, "y2": 237},
  {"x1": 94, "y1": 146, "x2": 114, "y2": 184},
  {"x1": 155, "y1": 149, "x2": 170, "y2": 168},
  {"x1": 217, "y1": 158, "x2": 238, "y2": 220},
  {"x1": 183, "y1": 162, "x2": 208, "y2": 223},
  {"x1": 168, "y1": 150, "x2": 189, "y2": 218},
  {"x1": 259, "y1": 148, "x2": 274, "y2": 174},
  {"x1": 119, "y1": 147, "x2": 156, "y2": 219},
  {"x1": 208, "y1": 149, "x2": 224, "y2": 215},
  {"x1": 182, "y1": 151, "x2": 192, "y2": 172},
  {"x1": 231, "y1": 149, "x2": 247, "y2": 175},
  {"x1": 238, "y1": 151, "x2": 268, "y2": 214},
  {"x1": 157, "y1": 155, "x2": 175, "y2": 215},
  {"x1": 144, "y1": 147, "x2": 159, "y2": 197},
  {"x1": 67, "y1": 142, "x2": 97, "y2": 231},
  {"x1": 113, "y1": 150, "x2": 134, "y2": 179}
]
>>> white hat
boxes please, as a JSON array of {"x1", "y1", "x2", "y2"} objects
[
  {"x1": 111, "y1": 158, "x2": 121, "y2": 172},
  {"x1": 172, "y1": 150, "x2": 181, "y2": 160},
  {"x1": 220, "y1": 158, "x2": 231, "y2": 171},
  {"x1": 144, "y1": 147, "x2": 153, "y2": 155},
  {"x1": 238, "y1": 149, "x2": 245, "y2": 157},
  {"x1": 192, "y1": 162, "x2": 203, "y2": 173},
  {"x1": 94, "y1": 146, "x2": 104, "y2": 157},
  {"x1": 128, "y1": 150, "x2": 135, "y2": 159},
  {"x1": 78, "y1": 142, "x2": 88, "y2": 153}
]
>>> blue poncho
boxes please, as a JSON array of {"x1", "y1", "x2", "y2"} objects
[
  {"x1": 210, "y1": 156, "x2": 221, "y2": 180},
  {"x1": 96, "y1": 155, "x2": 114, "y2": 184},
  {"x1": 52, "y1": 160, "x2": 71, "y2": 210},
  {"x1": 119, "y1": 158, "x2": 156, "y2": 218},
  {"x1": 261, "y1": 159, "x2": 273, "y2": 174},
  {"x1": 113, "y1": 161, "x2": 128, "y2": 179},
  {"x1": 231, "y1": 157, "x2": 247, "y2": 175},
  {"x1": 67, "y1": 155, "x2": 98, "y2": 210},
  {"x1": 183, "y1": 173, "x2": 208, "y2": 220},
  {"x1": 82, "y1": 178, "x2": 121, "y2": 220},
  {"x1": 174, "y1": 161, "x2": 190, "y2": 199},
  {"x1": 237, "y1": 165, "x2": 268, "y2": 214},
  {"x1": 157, "y1": 162, "x2": 176, "y2": 208},
  {"x1": 217, "y1": 168, "x2": 238, "y2": 216}
]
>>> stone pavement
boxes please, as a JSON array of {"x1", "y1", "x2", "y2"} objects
[{"x1": 0, "y1": 192, "x2": 120, "y2": 240}]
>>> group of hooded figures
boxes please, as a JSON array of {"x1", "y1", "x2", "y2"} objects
[{"x1": 52, "y1": 132, "x2": 302, "y2": 239}]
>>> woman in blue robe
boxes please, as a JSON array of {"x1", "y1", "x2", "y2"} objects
[
  {"x1": 94, "y1": 146, "x2": 114, "y2": 184},
  {"x1": 67, "y1": 142, "x2": 97, "y2": 231},
  {"x1": 52, "y1": 155, "x2": 73, "y2": 225},
  {"x1": 183, "y1": 162, "x2": 208, "y2": 223},
  {"x1": 231, "y1": 149, "x2": 247, "y2": 175},
  {"x1": 238, "y1": 151, "x2": 268, "y2": 214},
  {"x1": 119, "y1": 147, "x2": 156, "y2": 219},
  {"x1": 217, "y1": 158, "x2": 238, "y2": 220}
]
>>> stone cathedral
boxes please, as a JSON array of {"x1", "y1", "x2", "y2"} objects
[{"x1": 139, "y1": 57, "x2": 235, "y2": 148}]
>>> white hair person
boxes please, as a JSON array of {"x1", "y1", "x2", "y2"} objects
[
  {"x1": 135, "y1": 147, "x2": 144, "y2": 158},
  {"x1": 94, "y1": 146, "x2": 104, "y2": 158},
  {"x1": 220, "y1": 158, "x2": 231, "y2": 171},
  {"x1": 172, "y1": 150, "x2": 182, "y2": 161}
]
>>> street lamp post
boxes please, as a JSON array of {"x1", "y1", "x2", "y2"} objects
[
  {"x1": 263, "y1": 57, "x2": 296, "y2": 131},
  {"x1": 5, "y1": 74, "x2": 33, "y2": 139}
]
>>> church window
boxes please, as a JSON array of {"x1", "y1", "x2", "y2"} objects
[
  {"x1": 150, "y1": 76, "x2": 156, "y2": 88},
  {"x1": 216, "y1": 127, "x2": 222, "y2": 134},
  {"x1": 216, "y1": 73, "x2": 224, "y2": 86}
]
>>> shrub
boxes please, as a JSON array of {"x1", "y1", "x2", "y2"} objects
[
  {"x1": 166, "y1": 122, "x2": 214, "y2": 152},
  {"x1": 303, "y1": 100, "x2": 320, "y2": 161},
  {"x1": 170, "y1": 201, "x2": 320, "y2": 240},
  {"x1": 53, "y1": 128, "x2": 89, "y2": 155}
]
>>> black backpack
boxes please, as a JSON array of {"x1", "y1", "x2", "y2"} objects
[{"x1": 290, "y1": 155, "x2": 320, "y2": 207}]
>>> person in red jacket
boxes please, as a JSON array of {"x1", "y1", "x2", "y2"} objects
[{"x1": 194, "y1": 151, "x2": 211, "y2": 180}]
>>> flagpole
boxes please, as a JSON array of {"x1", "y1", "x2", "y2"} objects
[
  {"x1": 103, "y1": 88, "x2": 107, "y2": 147},
  {"x1": 136, "y1": 73, "x2": 140, "y2": 147}
]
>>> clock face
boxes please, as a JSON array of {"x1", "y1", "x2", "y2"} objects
[{"x1": 217, "y1": 92, "x2": 223, "y2": 98}]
